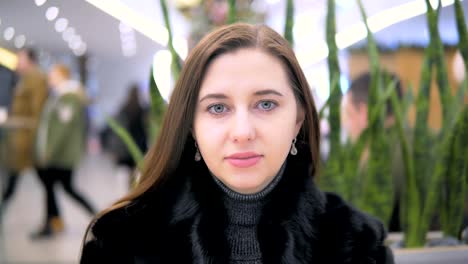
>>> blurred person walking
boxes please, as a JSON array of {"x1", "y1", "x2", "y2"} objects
[
  {"x1": 112, "y1": 84, "x2": 148, "y2": 187},
  {"x1": 0, "y1": 48, "x2": 48, "y2": 213},
  {"x1": 0, "y1": 64, "x2": 18, "y2": 169},
  {"x1": 31, "y1": 64, "x2": 96, "y2": 239}
]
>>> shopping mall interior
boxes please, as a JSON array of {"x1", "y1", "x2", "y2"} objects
[{"x1": 1, "y1": 0, "x2": 468, "y2": 263}]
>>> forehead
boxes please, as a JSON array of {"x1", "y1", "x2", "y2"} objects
[{"x1": 199, "y1": 48, "x2": 292, "y2": 96}]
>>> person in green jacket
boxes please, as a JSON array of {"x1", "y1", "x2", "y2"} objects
[{"x1": 31, "y1": 64, "x2": 96, "y2": 239}]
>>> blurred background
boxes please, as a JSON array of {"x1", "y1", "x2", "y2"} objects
[{"x1": 0, "y1": 0, "x2": 467, "y2": 263}]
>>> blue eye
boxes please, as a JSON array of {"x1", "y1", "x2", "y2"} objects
[
  {"x1": 208, "y1": 104, "x2": 227, "y2": 114},
  {"x1": 257, "y1": 101, "x2": 277, "y2": 111}
]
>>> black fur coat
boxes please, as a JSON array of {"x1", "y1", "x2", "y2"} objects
[{"x1": 81, "y1": 153, "x2": 394, "y2": 264}]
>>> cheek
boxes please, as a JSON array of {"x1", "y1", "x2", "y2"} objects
[{"x1": 193, "y1": 116, "x2": 225, "y2": 153}]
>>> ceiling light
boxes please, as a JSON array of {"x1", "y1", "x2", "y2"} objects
[
  {"x1": 14, "y1": 35, "x2": 26, "y2": 49},
  {"x1": 62, "y1": 27, "x2": 75, "y2": 41},
  {"x1": 71, "y1": 41, "x2": 82, "y2": 50},
  {"x1": 120, "y1": 34, "x2": 135, "y2": 44},
  {"x1": 119, "y1": 22, "x2": 133, "y2": 34},
  {"x1": 69, "y1": 35, "x2": 82, "y2": 44},
  {"x1": 4, "y1": 27, "x2": 15, "y2": 41},
  {"x1": 35, "y1": 0, "x2": 47, "y2": 6},
  {"x1": 122, "y1": 42, "x2": 136, "y2": 52},
  {"x1": 74, "y1": 43, "x2": 87, "y2": 56},
  {"x1": 123, "y1": 49, "x2": 136, "y2": 57},
  {"x1": 55, "y1": 18, "x2": 68, "y2": 32},
  {"x1": 46, "y1": 7, "x2": 59, "y2": 21}
]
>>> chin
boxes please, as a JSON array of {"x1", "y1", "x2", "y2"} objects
[{"x1": 226, "y1": 177, "x2": 266, "y2": 194}]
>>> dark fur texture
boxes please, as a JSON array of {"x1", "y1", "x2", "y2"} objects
[{"x1": 81, "y1": 153, "x2": 394, "y2": 264}]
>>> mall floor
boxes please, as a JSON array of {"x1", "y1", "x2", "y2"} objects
[
  {"x1": 0, "y1": 152, "x2": 128, "y2": 264},
  {"x1": 0, "y1": 151, "x2": 467, "y2": 264}
]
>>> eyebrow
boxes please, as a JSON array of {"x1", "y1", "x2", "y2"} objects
[
  {"x1": 254, "y1": 89, "x2": 284, "y2": 97},
  {"x1": 199, "y1": 93, "x2": 228, "y2": 103},
  {"x1": 199, "y1": 89, "x2": 284, "y2": 103}
]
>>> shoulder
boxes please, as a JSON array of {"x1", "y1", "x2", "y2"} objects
[
  {"x1": 319, "y1": 192, "x2": 394, "y2": 263},
  {"x1": 81, "y1": 201, "x2": 147, "y2": 262},
  {"x1": 323, "y1": 192, "x2": 385, "y2": 237}
]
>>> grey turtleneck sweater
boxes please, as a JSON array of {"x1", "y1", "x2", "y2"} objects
[{"x1": 211, "y1": 164, "x2": 286, "y2": 264}]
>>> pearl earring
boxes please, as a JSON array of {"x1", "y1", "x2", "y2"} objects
[{"x1": 290, "y1": 138, "x2": 298, "y2": 155}]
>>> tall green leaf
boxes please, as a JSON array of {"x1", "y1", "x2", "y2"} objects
[
  {"x1": 149, "y1": 67, "x2": 167, "y2": 143},
  {"x1": 440, "y1": 106, "x2": 468, "y2": 237},
  {"x1": 425, "y1": 0, "x2": 452, "y2": 127},
  {"x1": 284, "y1": 0, "x2": 294, "y2": 45},
  {"x1": 227, "y1": 0, "x2": 237, "y2": 24},
  {"x1": 355, "y1": 0, "x2": 393, "y2": 224},
  {"x1": 320, "y1": 0, "x2": 343, "y2": 194},
  {"x1": 160, "y1": 0, "x2": 182, "y2": 80}
]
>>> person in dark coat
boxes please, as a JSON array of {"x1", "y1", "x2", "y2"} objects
[
  {"x1": 80, "y1": 23, "x2": 394, "y2": 264},
  {"x1": 1, "y1": 48, "x2": 48, "y2": 212}
]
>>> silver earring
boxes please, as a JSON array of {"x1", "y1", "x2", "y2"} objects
[
  {"x1": 195, "y1": 142, "x2": 201, "y2": 161},
  {"x1": 290, "y1": 138, "x2": 298, "y2": 155}
]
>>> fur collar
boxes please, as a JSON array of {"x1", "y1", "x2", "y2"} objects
[{"x1": 86, "y1": 153, "x2": 391, "y2": 264}]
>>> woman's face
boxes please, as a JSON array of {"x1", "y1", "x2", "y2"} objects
[{"x1": 193, "y1": 48, "x2": 303, "y2": 194}]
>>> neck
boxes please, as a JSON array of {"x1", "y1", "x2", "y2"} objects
[{"x1": 212, "y1": 162, "x2": 286, "y2": 202}]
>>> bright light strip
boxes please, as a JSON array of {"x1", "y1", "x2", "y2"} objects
[
  {"x1": 85, "y1": 0, "x2": 168, "y2": 46},
  {"x1": 119, "y1": 22, "x2": 134, "y2": 34},
  {"x1": 46, "y1": 6, "x2": 59, "y2": 21},
  {"x1": 0, "y1": 47, "x2": 18, "y2": 70},
  {"x1": 337, "y1": 0, "x2": 460, "y2": 50},
  {"x1": 153, "y1": 50, "x2": 172, "y2": 102},
  {"x1": 55, "y1": 18, "x2": 68, "y2": 32},
  {"x1": 173, "y1": 36, "x2": 188, "y2": 60},
  {"x1": 297, "y1": 43, "x2": 329, "y2": 66},
  {"x1": 35, "y1": 0, "x2": 47, "y2": 6},
  {"x1": 301, "y1": 0, "x2": 462, "y2": 67}
]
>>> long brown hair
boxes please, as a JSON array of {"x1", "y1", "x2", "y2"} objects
[{"x1": 103, "y1": 23, "x2": 320, "y2": 214}]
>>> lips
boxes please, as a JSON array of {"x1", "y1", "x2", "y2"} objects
[{"x1": 225, "y1": 152, "x2": 263, "y2": 168}]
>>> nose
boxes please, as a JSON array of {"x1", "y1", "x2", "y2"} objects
[{"x1": 229, "y1": 109, "x2": 256, "y2": 143}]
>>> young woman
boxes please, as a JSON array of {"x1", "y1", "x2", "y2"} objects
[{"x1": 81, "y1": 23, "x2": 394, "y2": 263}]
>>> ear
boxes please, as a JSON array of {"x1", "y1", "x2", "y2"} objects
[
  {"x1": 294, "y1": 107, "x2": 305, "y2": 137},
  {"x1": 191, "y1": 128, "x2": 197, "y2": 142}
]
